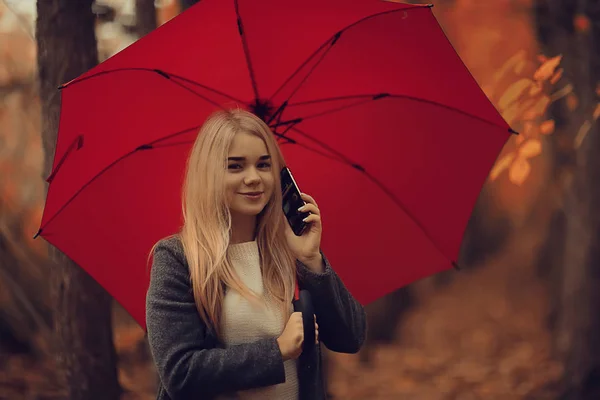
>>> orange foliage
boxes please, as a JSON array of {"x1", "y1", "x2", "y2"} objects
[{"x1": 573, "y1": 14, "x2": 591, "y2": 34}]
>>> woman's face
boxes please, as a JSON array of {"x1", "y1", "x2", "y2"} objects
[{"x1": 225, "y1": 131, "x2": 275, "y2": 217}]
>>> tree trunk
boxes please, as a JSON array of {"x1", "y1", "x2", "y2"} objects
[
  {"x1": 533, "y1": 0, "x2": 600, "y2": 397},
  {"x1": 35, "y1": 1, "x2": 121, "y2": 399},
  {"x1": 136, "y1": 0, "x2": 157, "y2": 38}
]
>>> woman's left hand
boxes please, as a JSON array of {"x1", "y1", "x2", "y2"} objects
[{"x1": 283, "y1": 193, "x2": 324, "y2": 273}]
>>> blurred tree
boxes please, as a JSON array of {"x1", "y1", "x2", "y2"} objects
[
  {"x1": 35, "y1": 1, "x2": 121, "y2": 399},
  {"x1": 534, "y1": 0, "x2": 600, "y2": 398},
  {"x1": 180, "y1": 0, "x2": 200, "y2": 11},
  {"x1": 136, "y1": 0, "x2": 157, "y2": 38}
]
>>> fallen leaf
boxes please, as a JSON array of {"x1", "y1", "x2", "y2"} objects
[
  {"x1": 509, "y1": 157, "x2": 531, "y2": 185},
  {"x1": 499, "y1": 79, "x2": 533, "y2": 110},
  {"x1": 519, "y1": 139, "x2": 542, "y2": 158},
  {"x1": 533, "y1": 55, "x2": 562, "y2": 81},
  {"x1": 539, "y1": 120, "x2": 555, "y2": 135},
  {"x1": 489, "y1": 153, "x2": 515, "y2": 181}
]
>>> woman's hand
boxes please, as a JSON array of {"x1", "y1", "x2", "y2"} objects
[
  {"x1": 277, "y1": 312, "x2": 319, "y2": 361},
  {"x1": 283, "y1": 193, "x2": 324, "y2": 273}
]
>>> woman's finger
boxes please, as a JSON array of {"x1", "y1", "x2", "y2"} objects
[
  {"x1": 299, "y1": 203, "x2": 320, "y2": 216},
  {"x1": 300, "y1": 193, "x2": 318, "y2": 208},
  {"x1": 302, "y1": 214, "x2": 321, "y2": 225}
]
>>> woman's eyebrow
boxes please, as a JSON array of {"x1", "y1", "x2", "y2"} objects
[{"x1": 227, "y1": 155, "x2": 271, "y2": 161}]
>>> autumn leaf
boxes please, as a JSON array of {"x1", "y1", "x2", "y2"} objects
[
  {"x1": 523, "y1": 121, "x2": 536, "y2": 137},
  {"x1": 574, "y1": 120, "x2": 592, "y2": 149},
  {"x1": 566, "y1": 93, "x2": 578, "y2": 111},
  {"x1": 551, "y1": 83, "x2": 573, "y2": 102},
  {"x1": 489, "y1": 153, "x2": 515, "y2": 181},
  {"x1": 493, "y1": 50, "x2": 527, "y2": 83},
  {"x1": 539, "y1": 120, "x2": 555, "y2": 135},
  {"x1": 523, "y1": 96, "x2": 550, "y2": 120},
  {"x1": 509, "y1": 157, "x2": 531, "y2": 185},
  {"x1": 529, "y1": 82, "x2": 543, "y2": 96},
  {"x1": 550, "y1": 68, "x2": 564, "y2": 85},
  {"x1": 501, "y1": 102, "x2": 521, "y2": 126},
  {"x1": 574, "y1": 14, "x2": 591, "y2": 34},
  {"x1": 515, "y1": 59, "x2": 527, "y2": 74},
  {"x1": 519, "y1": 139, "x2": 542, "y2": 158},
  {"x1": 499, "y1": 79, "x2": 533, "y2": 110},
  {"x1": 533, "y1": 55, "x2": 562, "y2": 81},
  {"x1": 488, "y1": 50, "x2": 527, "y2": 98}
]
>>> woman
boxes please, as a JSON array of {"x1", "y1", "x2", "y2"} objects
[{"x1": 146, "y1": 108, "x2": 366, "y2": 400}]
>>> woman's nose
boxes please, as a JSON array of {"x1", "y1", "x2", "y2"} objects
[{"x1": 244, "y1": 168, "x2": 261, "y2": 185}]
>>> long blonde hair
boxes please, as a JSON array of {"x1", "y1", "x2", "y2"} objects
[{"x1": 152, "y1": 108, "x2": 296, "y2": 339}]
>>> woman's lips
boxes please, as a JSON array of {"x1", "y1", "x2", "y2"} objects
[{"x1": 239, "y1": 192, "x2": 263, "y2": 200}]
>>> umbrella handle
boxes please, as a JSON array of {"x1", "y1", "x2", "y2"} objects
[{"x1": 292, "y1": 289, "x2": 316, "y2": 355}]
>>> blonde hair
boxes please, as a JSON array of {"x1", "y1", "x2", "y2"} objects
[{"x1": 151, "y1": 108, "x2": 296, "y2": 339}]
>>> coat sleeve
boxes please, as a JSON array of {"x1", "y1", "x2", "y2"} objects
[
  {"x1": 145, "y1": 238, "x2": 286, "y2": 399},
  {"x1": 296, "y1": 251, "x2": 367, "y2": 354}
]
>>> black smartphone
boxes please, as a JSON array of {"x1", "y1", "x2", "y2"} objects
[{"x1": 281, "y1": 167, "x2": 309, "y2": 236}]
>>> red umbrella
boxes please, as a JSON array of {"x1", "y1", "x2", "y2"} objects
[{"x1": 37, "y1": 0, "x2": 514, "y2": 330}]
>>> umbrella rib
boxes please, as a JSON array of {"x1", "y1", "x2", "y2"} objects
[
  {"x1": 279, "y1": 93, "x2": 516, "y2": 135},
  {"x1": 289, "y1": 126, "x2": 454, "y2": 266},
  {"x1": 59, "y1": 67, "x2": 246, "y2": 105},
  {"x1": 234, "y1": 0, "x2": 259, "y2": 100},
  {"x1": 35, "y1": 125, "x2": 346, "y2": 238},
  {"x1": 272, "y1": 34, "x2": 340, "y2": 106},
  {"x1": 268, "y1": 4, "x2": 433, "y2": 104},
  {"x1": 35, "y1": 125, "x2": 204, "y2": 237}
]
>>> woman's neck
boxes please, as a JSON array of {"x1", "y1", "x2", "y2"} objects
[{"x1": 230, "y1": 213, "x2": 258, "y2": 244}]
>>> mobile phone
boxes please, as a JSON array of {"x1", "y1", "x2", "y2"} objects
[{"x1": 281, "y1": 167, "x2": 309, "y2": 236}]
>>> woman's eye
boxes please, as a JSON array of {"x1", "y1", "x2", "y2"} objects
[
  {"x1": 227, "y1": 164, "x2": 242, "y2": 170},
  {"x1": 258, "y1": 162, "x2": 272, "y2": 169}
]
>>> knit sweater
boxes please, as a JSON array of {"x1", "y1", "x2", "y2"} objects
[{"x1": 218, "y1": 241, "x2": 299, "y2": 399}]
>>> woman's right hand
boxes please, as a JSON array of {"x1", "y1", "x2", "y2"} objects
[{"x1": 277, "y1": 312, "x2": 319, "y2": 361}]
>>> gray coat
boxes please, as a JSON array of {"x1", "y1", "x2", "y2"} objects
[{"x1": 146, "y1": 236, "x2": 367, "y2": 400}]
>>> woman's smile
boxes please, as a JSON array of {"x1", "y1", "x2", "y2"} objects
[{"x1": 239, "y1": 191, "x2": 264, "y2": 200}]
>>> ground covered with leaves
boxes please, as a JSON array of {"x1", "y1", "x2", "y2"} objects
[{"x1": 326, "y1": 232, "x2": 563, "y2": 400}]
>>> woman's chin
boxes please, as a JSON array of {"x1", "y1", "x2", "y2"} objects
[{"x1": 231, "y1": 204, "x2": 266, "y2": 217}]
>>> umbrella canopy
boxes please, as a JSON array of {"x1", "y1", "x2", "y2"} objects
[{"x1": 37, "y1": 0, "x2": 513, "y2": 330}]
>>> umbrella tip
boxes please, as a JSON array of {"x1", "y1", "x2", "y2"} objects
[
  {"x1": 509, "y1": 128, "x2": 519, "y2": 135},
  {"x1": 33, "y1": 229, "x2": 42, "y2": 239},
  {"x1": 452, "y1": 261, "x2": 461, "y2": 271},
  {"x1": 427, "y1": 3, "x2": 434, "y2": 7}
]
